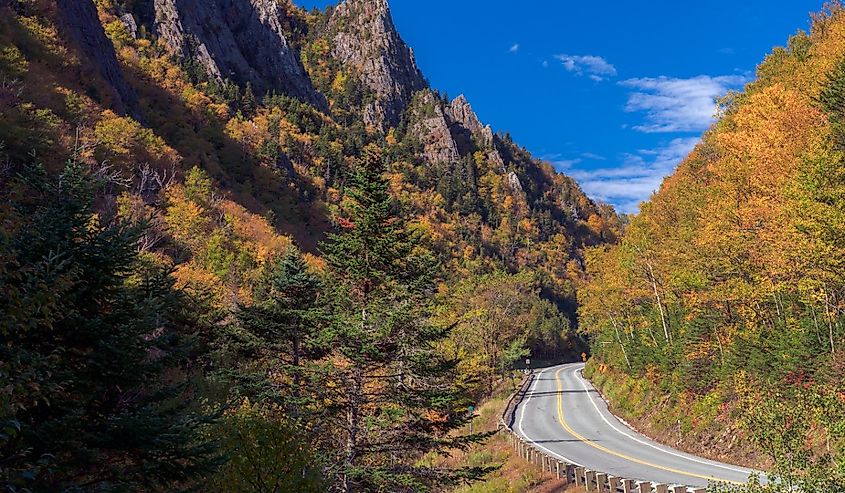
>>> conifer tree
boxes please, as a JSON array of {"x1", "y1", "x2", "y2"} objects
[
  {"x1": 233, "y1": 246, "x2": 328, "y2": 406},
  {"x1": 0, "y1": 158, "x2": 220, "y2": 492},
  {"x1": 241, "y1": 81, "x2": 257, "y2": 118},
  {"x1": 322, "y1": 144, "x2": 492, "y2": 493}
]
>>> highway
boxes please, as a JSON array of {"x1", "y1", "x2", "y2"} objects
[{"x1": 514, "y1": 363, "x2": 760, "y2": 488}]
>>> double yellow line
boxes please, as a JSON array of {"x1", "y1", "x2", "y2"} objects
[{"x1": 553, "y1": 367, "x2": 742, "y2": 485}]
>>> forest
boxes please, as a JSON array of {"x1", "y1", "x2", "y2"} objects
[
  {"x1": 4, "y1": 0, "x2": 845, "y2": 492},
  {"x1": 0, "y1": 0, "x2": 619, "y2": 491},
  {"x1": 579, "y1": 4, "x2": 845, "y2": 491}
]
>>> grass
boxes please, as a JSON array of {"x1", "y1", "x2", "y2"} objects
[
  {"x1": 585, "y1": 361, "x2": 767, "y2": 470},
  {"x1": 439, "y1": 375, "x2": 581, "y2": 493}
]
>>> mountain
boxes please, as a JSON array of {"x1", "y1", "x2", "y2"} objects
[
  {"x1": 579, "y1": 4, "x2": 845, "y2": 486},
  {"x1": 326, "y1": 0, "x2": 427, "y2": 130},
  {"x1": 0, "y1": 0, "x2": 622, "y2": 490},
  {"x1": 149, "y1": 0, "x2": 327, "y2": 108},
  {"x1": 56, "y1": 0, "x2": 140, "y2": 118},
  {"x1": 2, "y1": 0, "x2": 617, "y2": 305}
]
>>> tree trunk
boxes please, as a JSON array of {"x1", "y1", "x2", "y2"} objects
[
  {"x1": 609, "y1": 314, "x2": 631, "y2": 369},
  {"x1": 646, "y1": 260, "x2": 670, "y2": 343},
  {"x1": 342, "y1": 364, "x2": 363, "y2": 493}
]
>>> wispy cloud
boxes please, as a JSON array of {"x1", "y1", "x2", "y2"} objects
[
  {"x1": 580, "y1": 152, "x2": 606, "y2": 161},
  {"x1": 567, "y1": 137, "x2": 700, "y2": 213},
  {"x1": 551, "y1": 158, "x2": 583, "y2": 169},
  {"x1": 554, "y1": 54, "x2": 617, "y2": 81},
  {"x1": 619, "y1": 75, "x2": 747, "y2": 133},
  {"x1": 509, "y1": 43, "x2": 520, "y2": 53}
]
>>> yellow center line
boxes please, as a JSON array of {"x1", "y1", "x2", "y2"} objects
[{"x1": 554, "y1": 367, "x2": 743, "y2": 485}]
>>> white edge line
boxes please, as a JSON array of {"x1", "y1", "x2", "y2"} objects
[
  {"x1": 516, "y1": 365, "x2": 583, "y2": 467},
  {"x1": 572, "y1": 365, "x2": 756, "y2": 477}
]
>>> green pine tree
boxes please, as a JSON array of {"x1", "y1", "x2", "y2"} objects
[
  {"x1": 322, "y1": 144, "x2": 494, "y2": 493},
  {"x1": 241, "y1": 81, "x2": 257, "y2": 118},
  {"x1": 0, "y1": 158, "x2": 221, "y2": 492},
  {"x1": 231, "y1": 246, "x2": 329, "y2": 407}
]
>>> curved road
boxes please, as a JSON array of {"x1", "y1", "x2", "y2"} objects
[{"x1": 515, "y1": 363, "x2": 760, "y2": 488}]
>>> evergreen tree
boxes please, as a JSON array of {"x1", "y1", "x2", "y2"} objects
[
  {"x1": 241, "y1": 82, "x2": 257, "y2": 118},
  {"x1": 232, "y1": 246, "x2": 328, "y2": 406},
  {"x1": 322, "y1": 144, "x2": 493, "y2": 493},
  {"x1": 0, "y1": 159, "x2": 220, "y2": 492}
]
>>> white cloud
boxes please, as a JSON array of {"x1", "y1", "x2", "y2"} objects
[
  {"x1": 567, "y1": 137, "x2": 700, "y2": 213},
  {"x1": 551, "y1": 158, "x2": 582, "y2": 169},
  {"x1": 554, "y1": 54, "x2": 617, "y2": 81},
  {"x1": 580, "y1": 152, "x2": 606, "y2": 161},
  {"x1": 619, "y1": 75, "x2": 747, "y2": 133},
  {"x1": 542, "y1": 60, "x2": 550, "y2": 68},
  {"x1": 509, "y1": 43, "x2": 520, "y2": 53}
]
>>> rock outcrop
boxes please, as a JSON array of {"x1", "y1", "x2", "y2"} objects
[
  {"x1": 507, "y1": 171, "x2": 525, "y2": 195},
  {"x1": 446, "y1": 95, "x2": 483, "y2": 135},
  {"x1": 151, "y1": 0, "x2": 326, "y2": 109},
  {"x1": 409, "y1": 90, "x2": 459, "y2": 165},
  {"x1": 327, "y1": 0, "x2": 426, "y2": 130},
  {"x1": 407, "y1": 91, "x2": 514, "y2": 173},
  {"x1": 445, "y1": 94, "x2": 485, "y2": 156},
  {"x1": 56, "y1": 0, "x2": 140, "y2": 119}
]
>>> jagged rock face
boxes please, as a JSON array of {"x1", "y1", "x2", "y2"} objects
[
  {"x1": 481, "y1": 125, "x2": 495, "y2": 148},
  {"x1": 328, "y1": 0, "x2": 426, "y2": 130},
  {"x1": 408, "y1": 91, "x2": 512, "y2": 173},
  {"x1": 409, "y1": 91, "x2": 459, "y2": 165},
  {"x1": 152, "y1": 0, "x2": 326, "y2": 109},
  {"x1": 56, "y1": 0, "x2": 140, "y2": 120},
  {"x1": 507, "y1": 171, "x2": 525, "y2": 195},
  {"x1": 120, "y1": 13, "x2": 138, "y2": 39},
  {"x1": 446, "y1": 95, "x2": 483, "y2": 135}
]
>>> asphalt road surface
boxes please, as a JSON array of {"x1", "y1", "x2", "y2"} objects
[{"x1": 514, "y1": 363, "x2": 761, "y2": 488}]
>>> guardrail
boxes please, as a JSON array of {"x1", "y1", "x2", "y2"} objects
[{"x1": 498, "y1": 370, "x2": 707, "y2": 493}]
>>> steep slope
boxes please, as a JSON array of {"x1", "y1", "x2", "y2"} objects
[
  {"x1": 0, "y1": 0, "x2": 618, "y2": 332},
  {"x1": 56, "y1": 0, "x2": 140, "y2": 119},
  {"x1": 579, "y1": 4, "x2": 845, "y2": 485},
  {"x1": 143, "y1": 0, "x2": 325, "y2": 107},
  {"x1": 0, "y1": 1, "x2": 624, "y2": 490},
  {"x1": 325, "y1": 0, "x2": 426, "y2": 130}
]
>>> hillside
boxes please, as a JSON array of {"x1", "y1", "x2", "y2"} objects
[
  {"x1": 579, "y1": 4, "x2": 845, "y2": 490},
  {"x1": 0, "y1": 0, "x2": 618, "y2": 306},
  {"x1": 0, "y1": 0, "x2": 620, "y2": 491}
]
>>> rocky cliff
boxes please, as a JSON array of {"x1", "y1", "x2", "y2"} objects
[
  {"x1": 408, "y1": 91, "x2": 512, "y2": 175},
  {"x1": 446, "y1": 94, "x2": 483, "y2": 135},
  {"x1": 408, "y1": 90, "x2": 460, "y2": 165},
  {"x1": 327, "y1": 0, "x2": 426, "y2": 130},
  {"x1": 151, "y1": 0, "x2": 326, "y2": 108},
  {"x1": 56, "y1": 0, "x2": 140, "y2": 119}
]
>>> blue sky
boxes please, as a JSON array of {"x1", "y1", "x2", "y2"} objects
[{"x1": 298, "y1": 1, "x2": 824, "y2": 213}]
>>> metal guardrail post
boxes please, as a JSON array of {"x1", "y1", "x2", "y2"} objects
[
  {"x1": 636, "y1": 481, "x2": 652, "y2": 493},
  {"x1": 585, "y1": 469, "x2": 596, "y2": 491},
  {"x1": 596, "y1": 472, "x2": 608, "y2": 492},
  {"x1": 575, "y1": 466, "x2": 585, "y2": 486}
]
